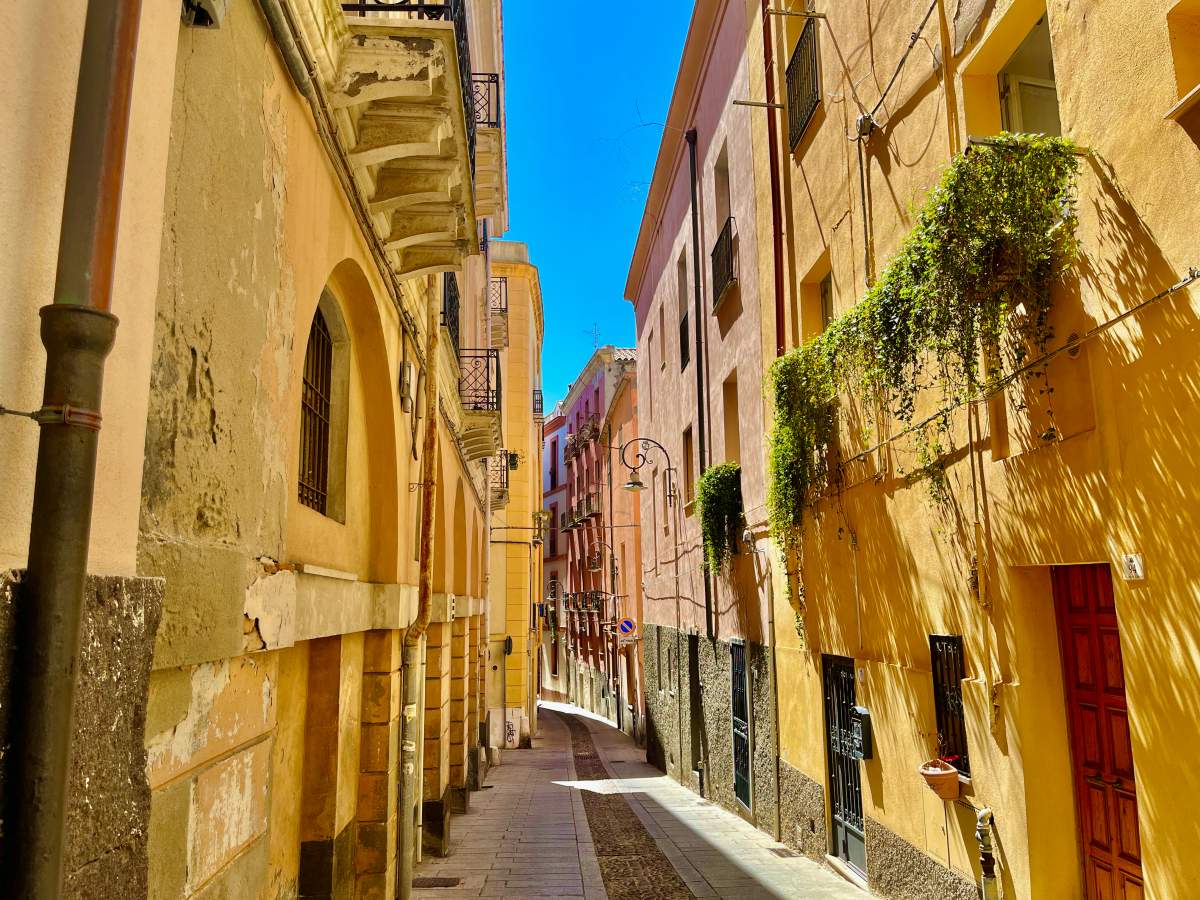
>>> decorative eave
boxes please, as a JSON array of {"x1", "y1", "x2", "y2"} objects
[{"x1": 325, "y1": 14, "x2": 480, "y2": 279}]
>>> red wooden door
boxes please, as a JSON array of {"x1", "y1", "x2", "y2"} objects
[{"x1": 1052, "y1": 565, "x2": 1144, "y2": 899}]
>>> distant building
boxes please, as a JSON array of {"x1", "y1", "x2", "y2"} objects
[{"x1": 540, "y1": 346, "x2": 644, "y2": 740}]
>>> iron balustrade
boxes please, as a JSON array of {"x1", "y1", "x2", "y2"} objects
[
  {"x1": 473, "y1": 73, "x2": 500, "y2": 128},
  {"x1": 786, "y1": 17, "x2": 821, "y2": 149},
  {"x1": 342, "y1": 0, "x2": 476, "y2": 170},
  {"x1": 442, "y1": 272, "x2": 461, "y2": 353},
  {"x1": 489, "y1": 276, "x2": 508, "y2": 313},
  {"x1": 458, "y1": 347, "x2": 501, "y2": 412},
  {"x1": 679, "y1": 311, "x2": 689, "y2": 369},
  {"x1": 711, "y1": 216, "x2": 737, "y2": 304},
  {"x1": 533, "y1": 389, "x2": 544, "y2": 420},
  {"x1": 488, "y1": 450, "x2": 510, "y2": 494}
]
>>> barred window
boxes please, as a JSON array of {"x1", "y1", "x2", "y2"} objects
[
  {"x1": 930, "y1": 635, "x2": 971, "y2": 777},
  {"x1": 299, "y1": 308, "x2": 333, "y2": 514}
]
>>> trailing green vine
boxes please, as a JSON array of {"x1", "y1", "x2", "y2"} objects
[
  {"x1": 695, "y1": 462, "x2": 744, "y2": 573},
  {"x1": 768, "y1": 133, "x2": 1081, "y2": 536}
]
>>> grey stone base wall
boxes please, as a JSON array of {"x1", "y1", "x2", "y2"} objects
[
  {"x1": 0, "y1": 570, "x2": 164, "y2": 899},
  {"x1": 641, "y1": 624, "x2": 780, "y2": 833},
  {"x1": 778, "y1": 760, "x2": 827, "y2": 861},
  {"x1": 865, "y1": 817, "x2": 978, "y2": 900}
]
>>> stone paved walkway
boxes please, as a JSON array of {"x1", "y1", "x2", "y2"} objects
[{"x1": 412, "y1": 701, "x2": 865, "y2": 899}]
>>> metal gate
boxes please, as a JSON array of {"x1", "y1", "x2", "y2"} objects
[
  {"x1": 731, "y1": 642, "x2": 751, "y2": 808},
  {"x1": 823, "y1": 655, "x2": 865, "y2": 875}
]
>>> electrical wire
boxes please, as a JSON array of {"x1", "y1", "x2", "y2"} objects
[{"x1": 847, "y1": 0, "x2": 940, "y2": 142}]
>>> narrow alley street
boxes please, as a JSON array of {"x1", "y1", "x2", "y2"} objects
[{"x1": 413, "y1": 703, "x2": 862, "y2": 900}]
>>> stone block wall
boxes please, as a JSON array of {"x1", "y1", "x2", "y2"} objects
[{"x1": 0, "y1": 570, "x2": 163, "y2": 900}]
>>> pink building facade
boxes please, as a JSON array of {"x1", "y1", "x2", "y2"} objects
[{"x1": 623, "y1": 0, "x2": 775, "y2": 827}]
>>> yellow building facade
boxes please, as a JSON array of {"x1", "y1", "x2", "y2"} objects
[
  {"x1": 0, "y1": 0, "x2": 537, "y2": 897},
  {"x1": 486, "y1": 240, "x2": 545, "y2": 749},
  {"x1": 751, "y1": 1, "x2": 1200, "y2": 898}
]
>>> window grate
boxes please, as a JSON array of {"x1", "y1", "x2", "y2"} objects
[
  {"x1": 786, "y1": 17, "x2": 821, "y2": 150},
  {"x1": 299, "y1": 308, "x2": 333, "y2": 514},
  {"x1": 930, "y1": 635, "x2": 971, "y2": 777}
]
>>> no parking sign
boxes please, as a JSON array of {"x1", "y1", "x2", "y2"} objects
[{"x1": 617, "y1": 617, "x2": 638, "y2": 640}]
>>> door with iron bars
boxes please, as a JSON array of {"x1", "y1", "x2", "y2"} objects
[
  {"x1": 823, "y1": 655, "x2": 866, "y2": 876},
  {"x1": 731, "y1": 642, "x2": 751, "y2": 808},
  {"x1": 1052, "y1": 564, "x2": 1143, "y2": 899}
]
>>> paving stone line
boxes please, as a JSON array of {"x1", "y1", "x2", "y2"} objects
[{"x1": 553, "y1": 709, "x2": 697, "y2": 900}]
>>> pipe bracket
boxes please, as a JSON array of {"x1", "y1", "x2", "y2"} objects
[{"x1": 32, "y1": 404, "x2": 104, "y2": 430}]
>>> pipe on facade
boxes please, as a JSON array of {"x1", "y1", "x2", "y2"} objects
[
  {"x1": 685, "y1": 129, "x2": 715, "y2": 641},
  {"x1": 6, "y1": 1, "x2": 142, "y2": 896},
  {"x1": 761, "y1": 0, "x2": 788, "y2": 357},
  {"x1": 400, "y1": 287, "x2": 441, "y2": 900},
  {"x1": 976, "y1": 807, "x2": 999, "y2": 900},
  {"x1": 254, "y1": 0, "x2": 313, "y2": 100}
]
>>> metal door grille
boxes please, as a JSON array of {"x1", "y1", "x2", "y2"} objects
[
  {"x1": 786, "y1": 18, "x2": 821, "y2": 149},
  {"x1": 731, "y1": 642, "x2": 751, "y2": 808},
  {"x1": 823, "y1": 655, "x2": 865, "y2": 875},
  {"x1": 930, "y1": 635, "x2": 971, "y2": 776},
  {"x1": 299, "y1": 309, "x2": 333, "y2": 514}
]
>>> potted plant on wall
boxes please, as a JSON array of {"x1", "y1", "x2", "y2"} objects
[{"x1": 919, "y1": 736, "x2": 961, "y2": 800}]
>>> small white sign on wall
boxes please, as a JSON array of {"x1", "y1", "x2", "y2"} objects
[{"x1": 1120, "y1": 554, "x2": 1145, "y2": 581}]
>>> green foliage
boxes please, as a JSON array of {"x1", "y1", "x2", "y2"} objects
[
  {"x1": 768, "y1": 133, "x2": 1081, "y2": 536},
  {"x1": 695, "y1": 462, "x2": 744, "y2": 573}
]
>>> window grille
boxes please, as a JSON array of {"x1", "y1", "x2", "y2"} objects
[
  {"x1": 786, "y1": 17, "x2": 821, "y2": 149},
  {"x1": 930, "y1": 635, "x2": 971, "y2": 777},
  {"x1": 299, "y1": 309, "x2": 333, "y2": 514}
]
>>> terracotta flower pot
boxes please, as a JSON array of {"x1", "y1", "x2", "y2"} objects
[{"x1": 919, "y1": 758, "x2": 961, "y2": 800}]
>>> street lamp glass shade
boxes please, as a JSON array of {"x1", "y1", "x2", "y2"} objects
[{"x1": 623, "y1": 470, "x2": 645, "y2": 492}]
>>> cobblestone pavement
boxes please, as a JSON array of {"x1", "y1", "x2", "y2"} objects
[{"x1": 413, "y1": 702, "x2": 864, "y2": 899}]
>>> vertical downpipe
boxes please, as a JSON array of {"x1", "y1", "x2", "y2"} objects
[
  {"x1": 7, "y1": 2, "x2": 143, "y2": 896},
  {"x1": 762, "y1": 0, "x2": 787, "y2": 357},
  {"x1": 685, "y1": 129, "x2": 715, "y2": 642},
  {"x1": 400, "y1": 289, "x2": 441, "y2": 900}
]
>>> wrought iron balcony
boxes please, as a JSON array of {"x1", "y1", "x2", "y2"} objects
[
  {"x1": 459, "y1": 347, "x2": 501, "y2": 412},
  {"x1": 442, "y1": 272, "x2": 461, "y2": 353},
  {"x1": 786, "y1": 17, "x2": 821, "y2": 150},
  {"x1": 488, "y1": 450, "x2": 511, "y2": 507},
  {"x1": 711, "y1": 216, "x2": 737, "y2": 306},
  {"x1": 533, "y1": 389, "x2": 544, "y2": 421},
  {"x1": 342, "y1": 0, "x2": 476, "y2": 170},
  {"x1": 473, "y1": 73, "x2": 500, "y2": 128},
  {"x1": 489, "y1": 276, "x2": 508, "y2": 314}
]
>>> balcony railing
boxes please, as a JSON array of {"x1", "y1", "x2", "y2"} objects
[
  {"x1": 533, "y1": 389, "x2": 544, "y2": 421},
  {"x1": 342, "y1": 0, "x2": 476, "y2": 169},
  {"x1": 679, "y1": 311, "x2": 690, "y2": 369},
  {"x1": 473, "y1": 73, "x2": 500, "y2": 128},
  {"x1": 442, "y1": 272, "x2": 461, "y2": 353},
  {"x1": 459, "y1": 347, "x2": 501, "y2": 412},
  {"x1": 488, "y1": 450, "x2": 510, "y2": 493},
  {"x1": 489, "y1": 276, "x2": 508, "y2": 314},
  {"x1": 711, "y1": 216, "x2": 736, "y2": 305},
  {"x1": 786, "y1": 17, "x2": 821, "y2": 150}
]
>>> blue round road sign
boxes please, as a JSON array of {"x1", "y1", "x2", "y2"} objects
[{"x1": 618, "y1": 617, "x2": 637, "y2": 636}]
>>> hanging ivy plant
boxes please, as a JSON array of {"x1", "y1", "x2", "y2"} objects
[
  {"x1": 768, "y1": 133, "x2": 1081, "y2": 537},
  {"x1": 696, "y1": 462, "x2": 744, "y2": 573}
]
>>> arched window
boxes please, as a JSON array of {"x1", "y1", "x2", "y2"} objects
[{"x1": 299, "y1": 291, "x2": 349, "y2": 519}]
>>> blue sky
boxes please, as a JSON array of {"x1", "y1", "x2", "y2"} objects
[{"x1": 503, "y1": 3, "x2": 694, "y2": 407}]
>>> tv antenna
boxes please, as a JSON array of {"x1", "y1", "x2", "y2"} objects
[{"x1": 583, "y1": 322, "x2": 601, "y2": 349}]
